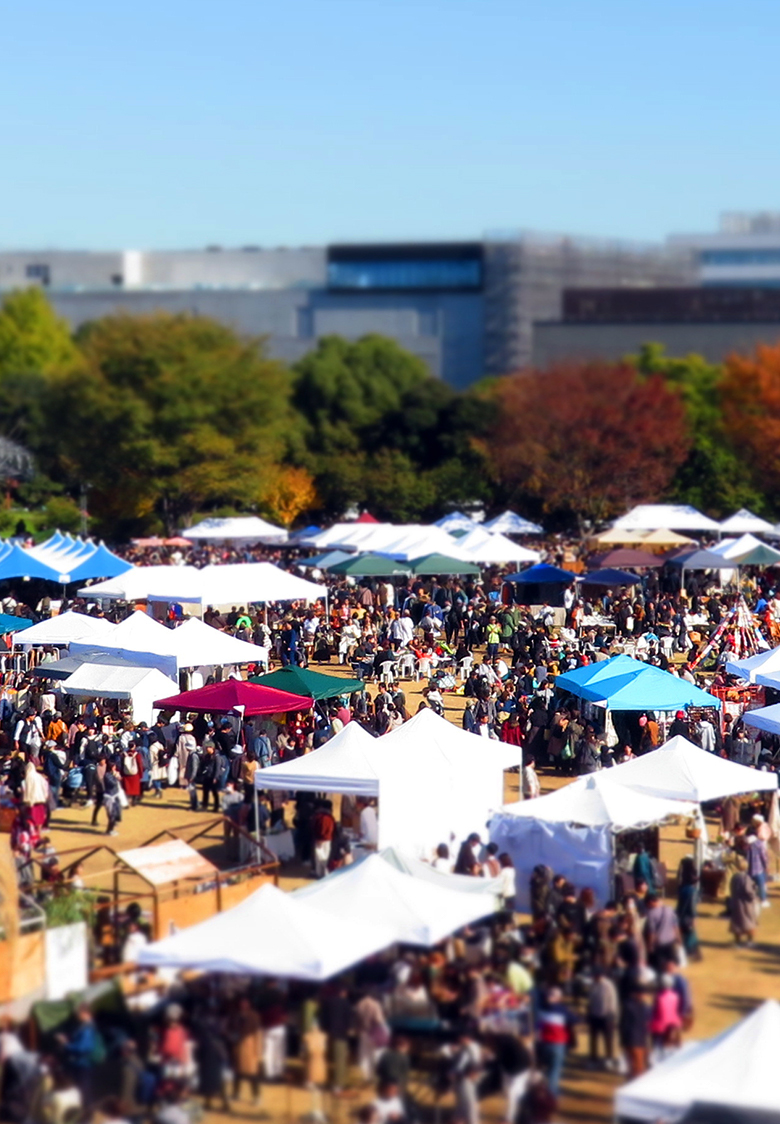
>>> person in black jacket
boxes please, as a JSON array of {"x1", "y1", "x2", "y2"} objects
[{"x1": 197, "y1": 745, "x2": 221, "y2": 811}]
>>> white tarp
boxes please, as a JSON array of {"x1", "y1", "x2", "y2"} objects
[
  {"x1": 606, "y1": 735, "x2": 778, "y2": 801},
  {"x1": 294, "y1": 850, "x2": 498, "y2": 946},
  {"x1": 12, "y1": 610, "x2": 115, "y2": 646},
  {"x1": 145, "y1": 561, "x2": 326, "y2": 605},
  {"x1": 719, "y1": 509, "x2": 777, "y2": 536},
  {"x1": 302, "y1": 522, "x2": 472, "y2": 562},
  {"x1": 482, "y1": 510, "x2": 543, "y2": 535},
  {"x1": 490, "y1": 817, "x2": 612, "y2": 911},
  {"x1": 456, "y1": 526, "x2": 540, "y2": 565},
  {"x1": 376, "y1": 709, "x2": 522, "y2": 857},
  {"x1": 256, "y1": 722, "x2": 381, "y2": 796},
  {"x1": 496, "y1": 771, "x2": 696, "y2": 830},
  {"x1": 615, "y1": 1000, "x2": 780, "y2": 1122},
  {"x1": 256, "y1": 709, "x2": 520, "y2": 859},
  {"x1": 60, "y1": 664, "x2": 179, "y2": 725},
  {"x1": 77, "y1": 564, "x2": 198, "y2": 602},
  {"x1": 434, "y1": 511, "x2": 477, "y2": 533},
  {"x1": 612, "y1": 504, "x2": 720, "y2": 533},
  {"x1": 182, "y1": 516, "x2": 288, "y2": 544},
  {"x1": 70, "y1": 611, "x2": 267, "y2": 677},
  {"x1": 137, "y1": 881, "x2": 393, "y2": 980},
  {"x1": 726, "y1": 646, "x2": 780, "y2": 682}
]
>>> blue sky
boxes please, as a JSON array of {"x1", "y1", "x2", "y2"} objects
[{"x1": 1, "y1": 0, "x2": 779, "y2": 249}]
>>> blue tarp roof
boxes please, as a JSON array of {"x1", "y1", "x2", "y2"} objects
[
  {"x1": 557, "y1": 655, "x2": 720, "y2": 711},
  {"x1": 505, "y1": 563, "x2": 578, "y2": 584},
  {"x1": 56, "y1": 542, "x2": 132, "y2": 583},
  {"x1": 581, "y1": 568, "x2": 642, "y2": 586},
  {"x1": 0, "y1": 613, "x2": 33, "y2": 634},
  {"x1": 555, "y1": 654, "x2": 641, "y2": 693}
]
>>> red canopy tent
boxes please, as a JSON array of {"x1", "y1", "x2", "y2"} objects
[
  {"x1": 154, "y1": 679, "x2": 311, "y2": 715},
  {"x1": 355, "y1": 512, "x2": 379, "y2": 524}
]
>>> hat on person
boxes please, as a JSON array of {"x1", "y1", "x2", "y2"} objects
[
  {"x1": 183, "y1": 723, "x2": 193, "y2": 732},
  {"x1": 753, "y1": 813, "x2": 765, "y2": 823},
  {"x1": 675, "y1": 710, "x2": 685, "y2": 719}
]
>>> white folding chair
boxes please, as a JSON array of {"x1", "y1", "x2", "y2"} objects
[{"x1": 457, "y1": 654, "x2": 473, "y2": 682}]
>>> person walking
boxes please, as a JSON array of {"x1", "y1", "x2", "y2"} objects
[
  {"x1": 729, "y1": 856, "x2": 759, "y2": 946},
  {"x1": 676, "y1": 856, "x2": 702, "y2": 961}
]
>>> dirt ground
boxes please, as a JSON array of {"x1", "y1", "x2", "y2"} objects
[{"x1": 46, "y1": 664, "x2": 780, "y2": 1124}]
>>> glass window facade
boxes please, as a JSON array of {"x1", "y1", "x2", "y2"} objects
[
  {"x1": 701, "y1": 248, "x2": 780, "y2": 266},
  {"x1": 328, "y1": 257, "x2": 482, "y2": 290}
]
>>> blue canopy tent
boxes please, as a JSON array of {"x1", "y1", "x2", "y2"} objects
[
  {"x1": 555, "y1": 654, "x2": 643, "y2": 694},
  {"x1": 557, "y1": 656, "x2": 720, "y2": 712},
  {"x1": 504, "y1": 563, "x2": 578, "y2": 583},
  {"x1": 57, "y1": 542, "x2": 132, "y2": 584},
  {"x1": 504, "y1": 562, "x2": 578, "y2": 608},
  {"x1": 581, "y1": 568, "x2": 642, "y2": 586},
  {"x1": 0, "y1": 614, "x2": 33, "y2": 634},
  {"x1": 0, "y1": 543, "x2": 62, "y2": 582}
]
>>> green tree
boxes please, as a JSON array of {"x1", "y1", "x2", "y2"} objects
[
  {"x1": 292, "y1": 335, "x2": 491, "y2": 519},
  {"x1": 633, "y1": 343, "x2": 765, "y2": 517},
  {"x1": 0, "y1": 288, "x2": 77, "y2": 378},
  {"x1": 54, "y1": 312, "x2": 298, "y2": 537}
]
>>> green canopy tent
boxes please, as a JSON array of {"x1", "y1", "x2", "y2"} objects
[
  {"x1": 408, "y1": 553, "x2": 481, "y2": 576},
  {"x1": 730, "y1": 542, "x2": 780, "y2": 566},
  {"x1": 249, "y1": 665, "x2": 365, "y2": 700},
  {"x1": 328, "y1": 554, "x2": 411, "y2": 577}
]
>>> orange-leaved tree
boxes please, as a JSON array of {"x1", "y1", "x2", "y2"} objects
[
  {"x1": 488, "y1": 360, "x2": 690, "y2": 526},
  {"x1": 721, "y1": 342, "x2": 780, "y2": 501}
]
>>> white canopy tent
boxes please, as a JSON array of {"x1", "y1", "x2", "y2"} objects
[
  {"x1": 456, "y1": 526, "x2": 540, "y2": 565},
  {"x1": 490, "y1": 771, "x2": 697, "y2": 911},
  {"x1": 60, "y1": 664, "x2": 179, "y2": 725},
  {"x1": 726, "y1": 645, "x2": 780, "y2": 682},
  {"x1": 605, "y1": 735, "x2": 778, "y2": 801},
  {"x1": 301, "y1": 522, "x2": 472, "y2": 562},
  {"x1": 294, "y1": 849, "x2": 499, "y2": 946},
  {"x1": 181, "y1": 515, "x2": 288, "y2": 544},
  {"x1": 615, "y1": 1000, "x2": 780, "y2": 1123},
  {"x1": 434, "y1": 511, "x2": 477, "y2": 533},
  {"x1": 612, "y1": 504, "x2": 720, "y2": 533},
  {"x1": 256, "y1": 709, "x2": 521, "y2": 858},
  {"x1": 11, "y1": 610, "x2": 115, "y2": 647},
  {"x1": 493, "y1": 771, "x2": 697, "y2": 829},
  {"x1": 77, "y1": 565, "x2": 198, "y2": 603},
  {"x1": 137, "y1": 882, "x2": 393, "y2": 980},
  {"x1": 482, "y1": 511, "x2": 543, "y2": 535},
  {"x1": 719, "y1": 508, "x2": 777, "y2": 537},
  {"x1": 256, "y1": 721, "x2": 381, "y2": 796},
  {"x1": 70, "y1": 611, "x2": 267, "y2": 679},
  {"x1": 144, "y1": 562, "x2": 326, "y2": 606},
  {"x1": 376, "y1": 709, "x2": 522, "y2": 857}
]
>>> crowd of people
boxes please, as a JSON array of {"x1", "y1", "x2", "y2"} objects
[
  {"x1": 2, "y1": 537, "x2": 780, "y2": 1123},
  {"x1": 0, "y1": 839, "x2": 709, "y2": 1124}
]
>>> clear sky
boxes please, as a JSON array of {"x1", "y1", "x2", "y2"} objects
[{"x1": 2, "y1": 0, "x2": 779, "y2": 250}]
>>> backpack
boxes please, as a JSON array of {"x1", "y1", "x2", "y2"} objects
[{"x1": 123, "y1": 753, "x2": 139, "y2": 776}]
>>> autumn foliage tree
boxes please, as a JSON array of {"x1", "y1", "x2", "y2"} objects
[
  {"x1": 488, "y1": 361, "x2": 691, "y2": 526},
  {"x1": 721, "y1": 343, "x2": 780, "y2": 502}
]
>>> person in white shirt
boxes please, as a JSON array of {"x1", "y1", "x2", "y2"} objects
[{"x1": 358, "y1": 799, "x2": 379, "y2": 847}]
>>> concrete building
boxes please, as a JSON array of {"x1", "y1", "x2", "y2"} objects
[
  {"x1": 670, "y1": 212, "x2": 780, "y2": 288},
  {"x1": 0, "y1": 236, "x2": 693, "y2": 387},
  {"x1": 533, "y1": 286, "x2": 780, "y2": 367}
]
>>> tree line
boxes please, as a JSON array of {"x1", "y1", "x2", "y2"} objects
[{"x1": 0, "y1": 288, "x2": 778, "y2": 540}]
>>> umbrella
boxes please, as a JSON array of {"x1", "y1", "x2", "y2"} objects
[
  {"x1": 154, "y1": 679, "x2": 311, "y2": 715},
  {"x1": 328, "y1": 553, "x2": 410, "y2": 577},
  {"x1": 249, "y1": 665, "x2": 365, "y2": 701},
  {"x1": 407, "y1": 553, "x2": 481, "y2": 576},
  {"x1": 581, "y1": 568, "x2": 642, "y2": 586}
]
